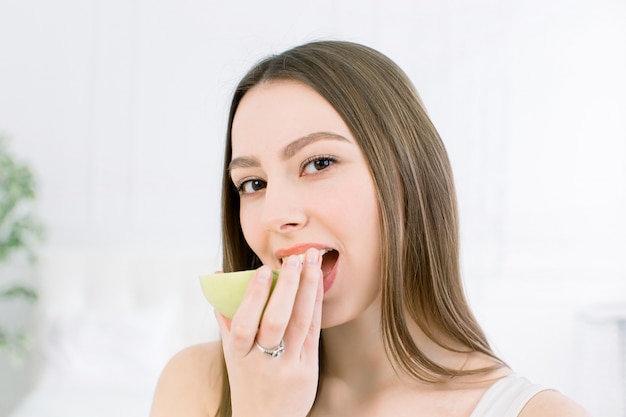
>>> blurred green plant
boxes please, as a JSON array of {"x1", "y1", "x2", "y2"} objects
[{"x1": 0, "y1": 132, "x2": 44, "y2": 356}]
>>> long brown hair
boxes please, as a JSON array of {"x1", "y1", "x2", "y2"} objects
[{"x1": 217, "y1": 40, "x2": 502, "y2": 416}]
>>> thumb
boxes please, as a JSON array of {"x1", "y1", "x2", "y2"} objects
[{"x1": 214, "y1": 309, "x2": 231, "y2": 334}]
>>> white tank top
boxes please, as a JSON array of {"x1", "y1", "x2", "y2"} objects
[{"x1": 469, "y1": 374, "x2": 550, "y2": 417}]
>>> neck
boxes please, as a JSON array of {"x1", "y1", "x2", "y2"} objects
[
  {"x1": 320, "y1": 303, "x2": 398, "y2": 388},
  {"x1": 319, "y1": 302, "x2": 481, "y2": 390},
  {"x1": 313, "y1": 303, "x2": 509, "y2": 415}
]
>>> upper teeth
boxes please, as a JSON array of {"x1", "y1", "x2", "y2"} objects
[{"x1": 282, "y1": 248, "x2": 331, "y2": 264}]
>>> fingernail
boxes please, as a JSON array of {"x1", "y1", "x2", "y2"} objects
[
  {"x1": 306, "y1": 248, "x2": 320, "y2": 265},
  {"x1": 287, "y1": 254, "x2": 301, "y2": 268},
  {"x1": 257, "y1": 267, "x2": 271, "y2": 282}
]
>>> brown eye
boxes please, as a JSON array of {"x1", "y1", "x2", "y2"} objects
[
  {"x1": 238, "y1": 179, "x2": 266, "y2": 194},
  {"x1": 302, "y1": 156, "x2": 336, "y2": 175}
]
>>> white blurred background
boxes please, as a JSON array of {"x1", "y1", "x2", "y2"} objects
[{"x1": 0, "y1": 0, "x2": 625, "y2": 416}]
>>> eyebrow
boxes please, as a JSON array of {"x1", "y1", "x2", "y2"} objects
[{"x1": 228, "y1": 131, "x2": 349, "y2": 172}]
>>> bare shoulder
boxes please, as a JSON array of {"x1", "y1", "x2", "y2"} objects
[
  {"x1": 520, "y1": 389, "x2": 591, "y2": 417},
  {"x1": 150, "y1": 340, "x2": 224, "y2": 417}
]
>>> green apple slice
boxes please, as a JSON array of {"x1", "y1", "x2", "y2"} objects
[{"x1": 199, "y1": 270, "x2": 279, "y2": 319}]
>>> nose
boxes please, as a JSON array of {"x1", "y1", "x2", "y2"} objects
[{"x1": 260, "y1": 180, "x2": 307, "y2": 233}]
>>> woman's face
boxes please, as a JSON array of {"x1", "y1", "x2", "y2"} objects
[{"x1": 229, "y1": 80, "x2": 381, "y2": 328}]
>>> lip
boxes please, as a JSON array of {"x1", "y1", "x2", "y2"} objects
[
  {"x1": 274, "y1": 243, "x2": 333, "y2": 262},
  {"x1": 273, "y1": 242, "x2": 339, "y2": 294}
]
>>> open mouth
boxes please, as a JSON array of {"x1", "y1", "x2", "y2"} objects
[
  {"x1": 320, "y1": 249, "x2": 338, "y2": 277},
  {"x1": 280, "y1": 248, "x2": 338, "y2": 277}
]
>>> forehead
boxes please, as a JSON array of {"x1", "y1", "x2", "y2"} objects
[{"x1": 231, "y1": 80, "x2": 353, "y2": 154}]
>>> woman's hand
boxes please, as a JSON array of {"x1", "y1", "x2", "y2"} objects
[{"x1": 215, "y1": 247, "x2": 324, "y2": 417}]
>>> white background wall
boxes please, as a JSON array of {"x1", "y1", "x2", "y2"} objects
[{"x1": 1, "y1": 0, "x2": 625, "y2": 415}]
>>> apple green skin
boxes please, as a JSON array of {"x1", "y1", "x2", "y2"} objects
[{"x1": 199, "y1": 270, "x2": 279, "y2": 319}]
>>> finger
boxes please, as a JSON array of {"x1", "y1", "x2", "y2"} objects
[
  {"x1": 256, "y1": 254, "x2": 302, "y2": 350},
  {"x1": 227, "y1": 266, "x2": 274, "y2": 356},
  {"x1": 285, "y1": 248, "x2": 322, "y2": 352},
  {"x1": 214, "y1": 309, "x2": 231, "y2": 333},
  {"x1": 302, "y1": 262, "x2": 323, "y2": 363},
  {"x1": 214, "y1": 309, "x2": 232, "y2": 351}
]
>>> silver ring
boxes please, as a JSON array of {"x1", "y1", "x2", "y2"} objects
[{"x1": 255, "y1": 339, "x2": 285, "y2": 358}]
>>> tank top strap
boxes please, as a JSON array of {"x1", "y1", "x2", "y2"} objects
[{"x1": 469, "y1": 374, "x2": 551, "y2": 417}]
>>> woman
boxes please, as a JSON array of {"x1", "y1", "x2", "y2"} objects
[{"x1": 150, "y1": 40, "x2": 589, "y2": 416}]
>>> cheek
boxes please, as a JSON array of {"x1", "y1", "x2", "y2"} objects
[
  {"x1": 239, "y1": 205, "x2": 261, "y2": 253},
  {"x1": 323, "y1": 180, "x2": 380, "y2": 247}
]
